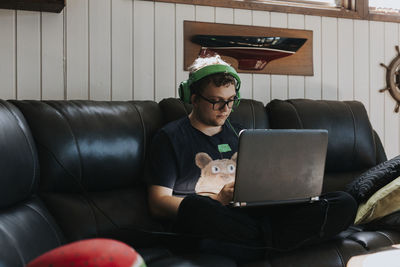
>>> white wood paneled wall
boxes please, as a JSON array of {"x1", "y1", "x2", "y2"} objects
[{"x1": 0, "y1": 0, "x2": 400, "y2": 158}]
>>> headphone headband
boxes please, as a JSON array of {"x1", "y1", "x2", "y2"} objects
[
  {"x1": 188, "y1": 64, "x2": 241, "y2": 91},
  {"x1": 179, "y1": 64, "x2": 241, "y2": 105}
]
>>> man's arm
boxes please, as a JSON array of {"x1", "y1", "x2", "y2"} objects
[
  {"x1": 148, "y1": 185, "x2": 183, "y2": 218},
  {"x1": 148, "y1": 182, "x2": 235, "y2": 219}
]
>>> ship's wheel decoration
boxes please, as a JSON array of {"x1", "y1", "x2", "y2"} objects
[{"x1": 380, "y1": 45, "x2": 400, "y2": 113}]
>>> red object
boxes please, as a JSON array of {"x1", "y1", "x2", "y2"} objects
[{"x1": 27, "y1": 238, "x2": 146, "y2": 267}]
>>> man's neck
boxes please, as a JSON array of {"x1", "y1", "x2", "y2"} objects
[{"x1": 189, "y1": 113, "x2": 222, "y2": 136}]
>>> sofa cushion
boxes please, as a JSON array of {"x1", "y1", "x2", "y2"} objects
[
  {"x1": 40, "y1": 188, "x2": 163, "y2": 245},
  {"x1": 347, "y1": 230, "x2": 400, "y2": 250},
  {"x1": 365, "y1": 211, "x2": 400, "y2": 232},
  {"x1": 266, "y1": 99, "x2": 377, "y2": 173},
  {"x1": 268, "y1": 238, "x2": 366, "y2": 267},
  {"x1": 11, "y1": 100, "x2": 165, "y2": 245},
  {"x1": 355, "y1": 176, "x2": 400, "y2": 224},
  {"x1": 346, "y1": 155, "x2": 400, "y2": 204},
  {"x1": 11, "y1": 100, "x2": 159, "y2": 191},
  {"x1": 0, "y1": 198, "x2": 64, "y2": 267}
]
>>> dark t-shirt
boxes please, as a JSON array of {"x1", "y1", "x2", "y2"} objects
[{"x1": 147, "y1": 117, "x2": 242, "y2": 196}]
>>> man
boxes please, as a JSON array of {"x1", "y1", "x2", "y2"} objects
[{"x1": 147, "y1": 55, "x2": 357, "y2": 260}]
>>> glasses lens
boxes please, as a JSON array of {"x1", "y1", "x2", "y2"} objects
[{"x1": 214, "y1": 99, "x2": 234, "y2": 110}]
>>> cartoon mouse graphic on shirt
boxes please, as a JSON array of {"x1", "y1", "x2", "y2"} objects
[{"x1": 194, "y1": 152, "x2": 237, "y2": 194}]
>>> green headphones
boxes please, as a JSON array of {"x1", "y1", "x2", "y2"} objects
[{"x1": 179, "y1": 64, "x2": 241, "y2": 106}]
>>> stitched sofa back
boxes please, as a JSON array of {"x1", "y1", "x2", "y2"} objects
[
  {"x1": 7, "y1": 98, "x2": 386, "y2": 249},
  {"x1": 10, "y1": 100, "x2": 164, "y2": 246},
  {"x1": 267, "y1": 99, "x2": 379, "y2": 171}
]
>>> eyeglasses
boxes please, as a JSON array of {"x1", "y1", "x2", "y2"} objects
[{"x1": 197, "y1": 94, "x2": 237, "y2": 111}]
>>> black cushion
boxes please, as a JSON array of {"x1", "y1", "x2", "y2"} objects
[
  {"x1": 346, "y1": 155, "x2": 400, "y2": 204},
  {"x1": 11, "y1": 100, "x2": 165, "y2": 245},
  {"x1": 10, "y1": 100, "x2": 164, "y2": 191},
  {"x1": 365, "y1": 211, "x2": 400, "y2": 232},
  {"x1": 0, "y1": 198, "x2": 64, "y2": 267}
]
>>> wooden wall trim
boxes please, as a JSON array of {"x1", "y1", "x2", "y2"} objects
[
  {"x1": 151, "y1": 0, "x2": 362, "y2": 19},
  {"x1": 368, "y1": 13, "x2": 400, "y2": 23},
  {"x1": 151, "y1": 0, "x2": 400, "y2": 23}
]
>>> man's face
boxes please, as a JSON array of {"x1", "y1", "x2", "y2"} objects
[{"x1": 192, "y1": 82, "x2": 236, "y2": 127}]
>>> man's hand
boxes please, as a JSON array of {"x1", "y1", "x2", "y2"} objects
[{"x1": 213, "y1": 181, "x2": 235, "y2": 205}]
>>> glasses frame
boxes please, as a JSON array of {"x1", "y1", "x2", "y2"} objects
[{"x1": 197, "y1": 94, "x2": 238, "y2": 110}]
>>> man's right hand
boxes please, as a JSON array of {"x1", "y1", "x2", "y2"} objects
[{"x1": 214, "y1": 181, "x2": 235, "y2": 205}]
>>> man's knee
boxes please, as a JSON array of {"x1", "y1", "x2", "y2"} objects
[
  {"x1": 322, "y1": 191, "x2": 358, "y2": 234},
  {"x1": 323, "y1": 191, "x2": 358, "y2": 213},
  {"x1": 178, "y1": 194, "x2": 222, "y2": 216}
]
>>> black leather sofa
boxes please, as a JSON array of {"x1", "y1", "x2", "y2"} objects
[{"x1": 1, "y1": 97, "x2": 399, "y2": 267}]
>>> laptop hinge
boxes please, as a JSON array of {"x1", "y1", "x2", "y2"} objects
[
  {"x1": 231, "y1": 202, "x2": 247, "y2": 207},
  {"x1": 310, "y1": 196, "x2": 320, "y2": 203}
]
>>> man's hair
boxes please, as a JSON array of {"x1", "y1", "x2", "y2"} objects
[{"x1": 188, "y1": 55, "x2": 237, "y2": 96}]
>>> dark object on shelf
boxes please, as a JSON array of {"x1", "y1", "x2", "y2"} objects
[
  {"x1": 192, "y1": 35, "x2": 307, "y2": 70},
  {"x1": 0, "y1": 0, "x2": 65, "y2": 13}
]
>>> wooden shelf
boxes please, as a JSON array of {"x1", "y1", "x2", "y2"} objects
[{"x1": 0, "y1": 0, "x2": 65, "y2": 13}]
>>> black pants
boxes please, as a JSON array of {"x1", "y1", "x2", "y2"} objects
[{"x1": 173, "y1": 192, "x2": 357, "y2": 260}]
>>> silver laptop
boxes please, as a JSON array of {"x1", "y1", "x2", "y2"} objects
[{"x1": 231, "y1": 129, "x2": 328, "y2": 208}]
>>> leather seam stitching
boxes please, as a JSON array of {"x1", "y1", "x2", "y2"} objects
[
  {"x1": 377, "y1": 231, "x2": 395, "y2": 244},
  {"x1": 79, "y1": 193, "x2": 100, "y2": 237},
  {"x1": 286, "y1": 100, "x2": 304, "y2": 128},
  {"x1": 23, "y1": 201, "x2": 63, "y2": 246},
  {"x1": 44, "y1": 101, "x2": 100, "y2": 236},
  {"x1": 0, "y1": 218, "x2": 25, "y2": 265},
  {"x1": 34, "y1": 143, "x2": 102, "y2": 235},
  {"x1": 333, "y1": 244, "x2": 345, "y2": 267},
  {"x1": 0, "y1": 101, "x2": 38, "y2": 197},
  {"x1": 347, "y1": 235, "x2": 367, "y2": 249},
  {"x1": 44, "y1": 101, "x2": 84, "y2": 185},
  {"x1": 344, "y1": 102, "x2": 357, "y2": 170},
  {"x1": 250, "y1": 101, "x2": 255, "y2": 128},
  {"x1": 130, "y1": 103, "x2": 147, "y2": 172}
]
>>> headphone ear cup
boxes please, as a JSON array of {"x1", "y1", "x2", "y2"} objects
[{"x1": 179, "y1": 80, "x2": 191, "y2": 104}]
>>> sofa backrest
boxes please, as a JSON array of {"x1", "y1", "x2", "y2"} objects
[
  {"x1": 266, "y1": 99, "x2": 386, "y2": 192},
  {"x1": 10, "y1": 100, "x2": 165, "y2": 247},
  {"x1": 0, "y1": 100, "x2": 64, "y2": 267}
]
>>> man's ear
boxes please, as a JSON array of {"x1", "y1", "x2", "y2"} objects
[
  {"x1": 195, "y1": 152, "x2": 212, "y2": 169},
  {"x1": 231, "y1": 152, "x2": 237, "y2": 163}
]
